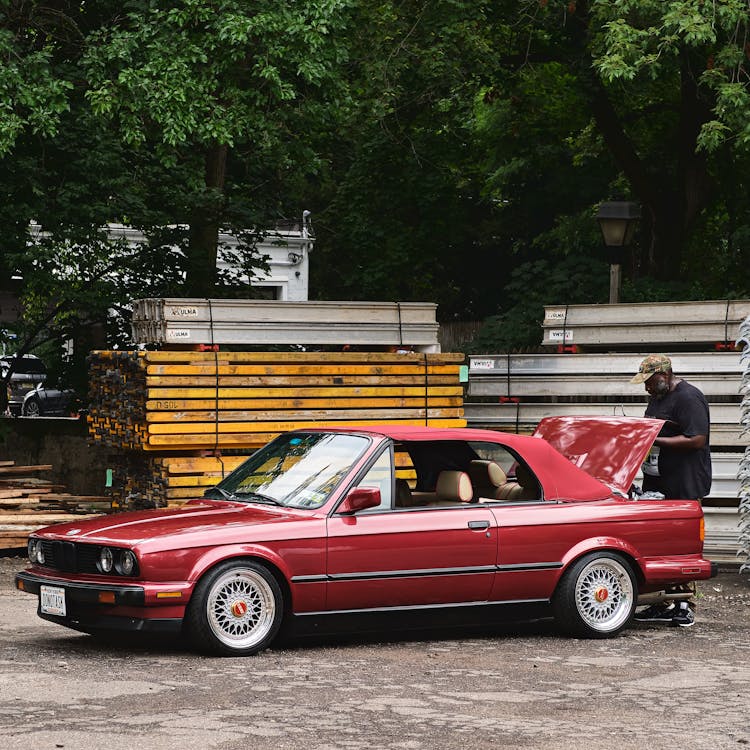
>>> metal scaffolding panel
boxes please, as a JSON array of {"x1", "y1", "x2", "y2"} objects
[
  {"x1": 131, "y1": 299, "x2": 440, "y2": 349},
  {"x1": 542, "y1": 299, "x2": 750, "y2": 347}
]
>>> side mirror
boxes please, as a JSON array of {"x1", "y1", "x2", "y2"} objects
[{"x1": 338, "y1": 486, "x2": 381, "y2": 515}]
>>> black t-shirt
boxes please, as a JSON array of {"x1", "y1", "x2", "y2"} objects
[{"x1": 643, "y1": 379, "x2": 712, "y2": 500}]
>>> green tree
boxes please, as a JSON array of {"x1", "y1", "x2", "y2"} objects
[
  {"x1": 310, "y1": 0, "x2": 512, "y2": 320},
  {"x1": 82, "y1": 0, "x2": 353, "y2": 296},
  {"x1": 498, "y1": 0, "x2": 750, "y2": 282}
]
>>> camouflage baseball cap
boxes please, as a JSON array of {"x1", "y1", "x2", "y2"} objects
[{"x1": 630, "y1": 354, "x2": 672, "y2": 384}]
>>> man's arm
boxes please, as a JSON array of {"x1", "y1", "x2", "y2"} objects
[{"x1": 654, "y1": 434, "x2": 707, "y2": 451}]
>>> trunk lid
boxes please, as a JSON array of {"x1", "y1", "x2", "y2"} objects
[{"x1": 534, "y1": 416, "x2": 664, "y2": 495}]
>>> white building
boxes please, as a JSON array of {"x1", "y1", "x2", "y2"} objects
[
  {"x1": 27, "y1": 212, "x2": 314, "y2": 302},
  {"x1": 218, "y1": 212, "x2": 313, "y2": 301}
]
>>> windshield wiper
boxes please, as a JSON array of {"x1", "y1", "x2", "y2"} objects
[
  {"x1": 204, "y1": 486, "x2": 239, "y2": 501},
  {"x1": 234, "y1": 491, "x2": 285, "y2": 507}
]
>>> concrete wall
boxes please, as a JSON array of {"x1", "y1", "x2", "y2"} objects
[{"x1": 0, "y1": 417, "x2": 111, "y2": 496}]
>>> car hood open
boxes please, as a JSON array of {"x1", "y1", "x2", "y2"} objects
[{"x1": 533, "y1": 416, "x2": 664, "y2": 496}]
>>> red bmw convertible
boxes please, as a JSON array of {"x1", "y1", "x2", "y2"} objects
[{"x1": 16, "y1": 417, "x2": 717, "y2": 655}]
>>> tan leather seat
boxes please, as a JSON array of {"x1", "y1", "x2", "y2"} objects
[
  {"x1": 467, "y1": 460, "x2": 506, "y2": 501},
  {"x1": 495, "y1": 463, "x2": 539, "y2": 501},
  {"x1": 429, "y1": 470, "x2": 473, "y2": 505}
]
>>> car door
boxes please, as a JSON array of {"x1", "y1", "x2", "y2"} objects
[{"x1": 326, "y1": 447, "x2": 497, "y2": 611}]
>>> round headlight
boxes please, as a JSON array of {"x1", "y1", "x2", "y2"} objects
[
  {"x1": 100, "y1": 547, "x2": 113, "y2": 573},
  {"x1": 119, "y1": 550, "x2": 136, "y2": 576},
  {"x1": 27, "y1": 539, "x2": 44, "y2": 564}
]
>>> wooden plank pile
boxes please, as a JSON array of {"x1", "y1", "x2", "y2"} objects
[
  {"x1": 131, "y1": 299, "x2": 441, "y2": 350},
  {"x1": 88, "y1": 349, "x2": 467, "y2": 507},
  {"x1": 0, "y1": 461, "x2": 110, "y2": 549}
]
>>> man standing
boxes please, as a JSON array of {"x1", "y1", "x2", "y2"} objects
[{"x1": 629, "y1": 354, "x2": 712, "y2": 627}]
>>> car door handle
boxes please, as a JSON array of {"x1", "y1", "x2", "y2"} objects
[{"x1": 468, "y1": 520, "x2": 490, "y2": 530}]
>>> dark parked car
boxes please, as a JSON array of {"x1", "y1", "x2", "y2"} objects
[
  {"x1": 1, "y1": 354, "x2": 47, "y2": 416},
  {"x1": 16, "y1": 418, "x2": 717, "y2": 656},
  {"x1": 21, "y1": 381, "x2": 78, "y2": 417}
]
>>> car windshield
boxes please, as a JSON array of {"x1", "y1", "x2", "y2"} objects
[{"x1": 203, "y1": 432, "x2": 371, "y2": 509}]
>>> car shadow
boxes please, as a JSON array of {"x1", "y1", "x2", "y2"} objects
[
  {"x1": 34, "y1": 617, "x2": 561, "y2": 659},
  {"x1": 279, "y1": 617, "x2": 560, "y2": 652}
]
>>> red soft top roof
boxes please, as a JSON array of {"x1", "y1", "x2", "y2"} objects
[{"x1": 300, "y1": 424, "x2": 611, "y2": 501}]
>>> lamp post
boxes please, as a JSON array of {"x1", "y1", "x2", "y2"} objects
[{"x1": 595, "y1": 201, "x2": 641, "y2": 304}]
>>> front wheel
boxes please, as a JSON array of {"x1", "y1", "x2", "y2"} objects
[
  {"x1": 553, "y1": 552, "x2": 636, "y2": 638},
  {"x1": 23, "y1": 398, "x2": 41, "y2": 417},
  {"x1": 186, "y1": 560, "x2": 283, "y2": 656}
]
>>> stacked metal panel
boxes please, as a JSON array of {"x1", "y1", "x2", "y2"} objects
[
  {"x1": 542, "y1": 299, "x2": 750, "y2": 347},
  {"x1": 737, "y1": 316, "x2": 750, "y2": 572},
  {"x1": 131, "y1": 299, "x2": 441, "y2": 350},
  {"x1": 466, "y1": 352, "x2": 743, "y2": 444}
]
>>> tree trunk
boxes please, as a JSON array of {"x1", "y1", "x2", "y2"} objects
[
  {"x1": 185, "y1": 143, "x2": 228, "y2": 297},
  {"x1": 571, "y1": 4, "x2": 713, "y2": 282}
]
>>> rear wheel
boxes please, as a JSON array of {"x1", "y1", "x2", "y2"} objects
[
  {"x1": 186, "y1": 560, "x2": 283, "y2": 656},
  {"x1": 553, "y1": 552, "x2": 636, "y2": 638}
]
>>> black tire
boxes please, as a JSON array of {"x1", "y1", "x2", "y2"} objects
[
  {"x1": 552, "y1": 552, "x2": 637, "y2": 638},
  {"x1": 186, "y1": 559, "x2": 283, "y2": 656},
  {"x1": 23, "y1": 398, "x2": 41, "y2": 417}
]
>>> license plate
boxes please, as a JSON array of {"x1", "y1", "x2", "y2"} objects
[{"x1": 40, "y1": 585, "x2": 66, "y2": 616}]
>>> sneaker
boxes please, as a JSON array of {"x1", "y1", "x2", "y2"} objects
[
  {"x1": 670, "y1": 602, "x2": 695, "y2": 628},
  {"x1": 634, "y1": 602, "x2": 676, "y2": 623}
]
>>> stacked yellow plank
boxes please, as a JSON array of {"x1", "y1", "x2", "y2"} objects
[
  {"x1": 88, "y1": 349, "x2": 466, "y2": 506},
  {"x1": 0, "y1": 461, "x2": 110, "y2": 548}
]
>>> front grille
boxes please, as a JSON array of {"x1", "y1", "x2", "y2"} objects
[{"x1": 39, "y1": 540, "x2": 102, "y2": 574}]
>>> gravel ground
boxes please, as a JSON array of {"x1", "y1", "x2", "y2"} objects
[{"x1": 1, "y1": 553, "x2": 749, "y2": 750}]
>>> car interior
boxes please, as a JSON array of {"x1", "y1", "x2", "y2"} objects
[{"x1": 387, "y1": 440, "x2": 542, "y2": 509}]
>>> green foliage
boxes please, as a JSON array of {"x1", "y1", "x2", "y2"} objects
[
  {"x1": 466, "y1": 252, "x2": 610, "y2": 352},
  {"x1": 82, "y1": 0, "x2": 352, "y2": 151},
  {"x1": 0, "y1": 27, "x2": 73, "y2": 155},
  {"x1": 310, "y1": 0, "x2": 509, "y2": 319},
  {"x1": 593, "y1": 0, "x2": 750, "y2": 153}
]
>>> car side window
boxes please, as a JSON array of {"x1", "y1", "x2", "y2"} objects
[{"x1": 356, "y1": 448, "x2": 394, "y2": 511}]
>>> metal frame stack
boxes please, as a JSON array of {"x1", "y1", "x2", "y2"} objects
[
  {"x1": 465, "y1": 352, "x2": 743, "y2": 446},
  {"x1": 738, "y1": 316, "x2": 750, "y2": 573},
  {"x1": 542, "y1": 300, "x2": 750, "y2": 348},
  {"x1": 131, "y1": 299, "x2": 441, "y2": 351},
  {"x1": 466, "y1": 300, "x2": 750, "y2": 563}
]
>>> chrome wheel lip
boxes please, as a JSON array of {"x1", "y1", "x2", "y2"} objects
[
  {"x1": 206, "y1": 567, "x2": 276, "y2": 650},
  {"x1": 574, "y1": 558, "x2": 634, "y2": 633}
]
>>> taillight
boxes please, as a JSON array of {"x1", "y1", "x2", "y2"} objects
[{"x1": 699, "y1": 517, "x2": 705, "y2": 542}]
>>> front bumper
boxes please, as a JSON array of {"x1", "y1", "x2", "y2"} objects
[
  {"x1": 15, "y1": 571, "x2": 183, "y2": 635},
  {"x1": 16, "y1": 571, "x2": 146, "y2": 605}
]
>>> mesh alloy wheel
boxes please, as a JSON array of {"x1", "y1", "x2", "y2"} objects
[
  {"x1": 553, "y1": 552, "x2": 637, "y2": 638},
  {"x1": 573, "y1": 557, "x2": 634, "y2": 633},
  {"x1": 206, "y1": 567, "x2": 278, "y2": 649},
  {"x1": 188, "y1": 560, "x2": 284, "y2": 655}
]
